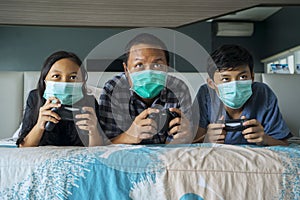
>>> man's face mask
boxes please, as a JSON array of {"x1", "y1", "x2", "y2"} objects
[
  {"x1": 43, "y1": 81, "x2": 84, "y2": 105},
  {"x1": 129, "y1": 69, "x2": 167, "y2": 99},
  {"x1": 217, "y1": 80, "x2": 252, "y2": 109}
]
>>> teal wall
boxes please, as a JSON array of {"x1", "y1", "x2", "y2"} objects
[
  {"x1": 0, "y1": 22, "x2": 212, "y2": 72},
  {"x1": 176, "y1": 21, "x2": 212, "y2": 53},
  {"x1": 263, "y1": 6, "x2": 300, "y2": 58},
  {"x1": 0, "y1": 25, "x2": 126, "y2": 71}
]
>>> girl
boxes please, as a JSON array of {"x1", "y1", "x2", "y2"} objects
[{"x1": 17, "y1": 51, "x2": 103, "y2": 147}]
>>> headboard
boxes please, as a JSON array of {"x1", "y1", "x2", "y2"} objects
[{"x1": 7, "y1": 71, "x2": 300, "y2": 140}]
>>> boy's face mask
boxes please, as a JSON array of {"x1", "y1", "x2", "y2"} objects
[
  {"x1": 216, "y1": 80, "x2": 252, "y2": 109},
  {"x1": 129, "y1": 69, "x2": 167, "y2": 99},
  {"x1": 43, "y1": 81, "x2": 84, "y2": 105}
]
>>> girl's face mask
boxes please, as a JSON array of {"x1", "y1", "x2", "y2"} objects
[
  {"x1": 216, "y1": 80, "x2": 253, "y2": 109},
  {"x1": 43, "y1": 81, "x2": 84, "y2": 105},
  {"x1": 129, "y1": 69, "x2": 167, "y2": 99}
]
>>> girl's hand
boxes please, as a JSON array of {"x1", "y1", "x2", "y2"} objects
[
  {"x1": 75, "y1": 107, "x2": 100, "y2": 135},
  {"x1": 36, "y1": 97, "x2": 61, "y2": 130}
]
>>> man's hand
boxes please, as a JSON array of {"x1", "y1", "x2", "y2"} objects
[
  {"x1": 167, "y1": 108, "x2": 193, "y2": 144},
  {"x1": 124, "y1": 108, "x2": 159, "y2": 144}
]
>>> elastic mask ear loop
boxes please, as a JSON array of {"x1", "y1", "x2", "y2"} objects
[
  {"x1": 212, "y1": 81, "x2": 218, "y2": 88},
  {"x1": 212, "y1": 80, "x2": 222, "y2": 99},
  {"x1": 209, "y1": 79, "x2": 218, "y2": 92},
  {"x1": 125, "y1": 67, "x2": 130, "y2": 78},
  {"x1": 125, "y1": 67, "x2": 134, "y2": 92}
]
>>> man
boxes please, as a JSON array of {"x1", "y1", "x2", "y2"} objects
[
  {"x1": 99, "y1": 33, "x2": 194, "y2": 144},
  {"x1": 193, "y1": 44, "x2": 292, "y2": 146}
]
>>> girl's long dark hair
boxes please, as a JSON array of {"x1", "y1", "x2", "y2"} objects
[{"x1": 34, "y1": 51, "x2": 88, "y2": 120}]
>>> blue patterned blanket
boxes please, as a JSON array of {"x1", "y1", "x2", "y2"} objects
[{"x1": 0, "y1": 143, "x2": 299, "y2": 199}]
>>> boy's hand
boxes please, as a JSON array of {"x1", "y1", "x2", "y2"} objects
[
  {"x1": 242, "y1": 118, "x2": 266, "y2": 145},
  {"x1": 204, "y1": 116, "x2": 226, "y2": 144}
]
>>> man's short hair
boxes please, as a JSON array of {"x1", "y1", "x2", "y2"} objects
[
  {"x1": 207, "y1": 44, "x2": 254, "y2": 79},
  {"x1": 123, "y1": 33, "x2": 169, "y2": 65}
]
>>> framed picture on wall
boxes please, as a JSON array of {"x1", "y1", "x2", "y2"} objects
[{"x1": 271, "y1": 63, "x2": 290, "y2": 74}]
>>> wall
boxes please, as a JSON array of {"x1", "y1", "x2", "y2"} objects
[
  {"x1": 212, "y1": 21, "x2": 266, "y2": 72},
  {"x1": 0, "y1": 22, "x2": 212, "y2": 72},
  {"x1": 176, "y1": 21, "x2": 212, "y2": 54},
  {"x1": 175, "y1": 21, "x2": 212, "y2": 72},
  {"x1": 263, "y1": 6, "x2": 300, "y2": 58},
  {"x1": 212, "y1": 6, "x2": 300, "y2": 73},
  {"x1": 0, "y1": 6, "x2": 299, "y2": 73},
  {"x1": 0, "y1": 25, "x2": 126, "y2": 71}
]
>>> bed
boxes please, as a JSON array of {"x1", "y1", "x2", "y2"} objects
[{"x1": 0, "y1": 143, "x2": 299, "y2": 200}]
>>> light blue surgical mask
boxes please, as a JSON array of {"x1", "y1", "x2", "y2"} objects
[
  {"x1": 217, "y1": 80, "x2": 252, "y2": 109},
  {"x1": 43, "y1": 81, "x2": 84, "y2": 105},
  {"x1": 129, "y1": 70, "x2": 167, "y2": 99}
]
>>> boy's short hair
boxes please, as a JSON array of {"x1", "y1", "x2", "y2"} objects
[
  {"x1": 207, "y1": 44, "x2": 254, "y2": 79},
  {"x1": 123, "y1": 33, "x2": 169, "y2": 65}
]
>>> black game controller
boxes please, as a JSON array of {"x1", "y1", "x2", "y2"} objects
[
  {"x1": 45, "y1": 105, "x2": 86, "y2": 131},
  {"x1": 148, "y1": 108, "x2": 180, "y2": 135},
  {"x1": 224, "y1": 119, "x2": 249, "y2": 132}
]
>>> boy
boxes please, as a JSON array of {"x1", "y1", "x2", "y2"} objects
[{"x1": 193, "y1": 44, "x2": 292, "y2": 146}]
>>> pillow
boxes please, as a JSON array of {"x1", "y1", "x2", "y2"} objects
[
  {"x1": 86, "y1": 85, "x2": 103, "y2": 103},
  {"x1": 12, "y1": 123, "x2": 22, "y2": 139}
]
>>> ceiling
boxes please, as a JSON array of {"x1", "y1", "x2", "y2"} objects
[
  {"x1": 211, "y1": 6, "x2": 283, "y2": 22},
  {"x1": 0, "y1": 0, "x2": 299, "y2": 27}
]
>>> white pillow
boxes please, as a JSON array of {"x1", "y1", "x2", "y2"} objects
[
  {"x1": 86, "y1": 85, "x2": 103, "y2": 103},
  {"x1": 12, "y1": 124, "x2": 22, "y2": 139}
]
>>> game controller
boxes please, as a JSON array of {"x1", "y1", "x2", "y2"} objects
[
  {"x1": 224, "y1": 119, "x2": 249, "y2": 132},
  {"x1": 148, "y1": 108, "x2": 179, "y2": 135},
  {"x1": 45, "y1": 105, "x2": 86, "y2": 131}
]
